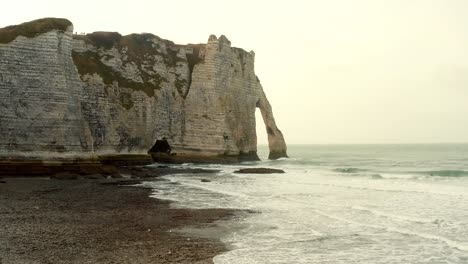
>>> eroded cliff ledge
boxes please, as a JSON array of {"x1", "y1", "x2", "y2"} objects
[{"x1": 0, "y1": 18, "x2": 287, "y2": 164}]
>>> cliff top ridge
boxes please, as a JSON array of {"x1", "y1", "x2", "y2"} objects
[
  {"x1": 74, "y1": 31, "x2": 177, "y2": 50},
  {"x1": 0, "y1": 17, "x2": 72, "y2": 44}
]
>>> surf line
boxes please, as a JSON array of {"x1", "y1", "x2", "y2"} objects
[
  {"x1": 351, "y1": 205, "x2": 433, "y2": 224},
  {"x1": 310, "y1": 208, "x2": 468, "y2": 252}
]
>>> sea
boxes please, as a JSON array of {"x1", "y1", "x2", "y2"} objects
[{"x1": 146, "y1": 144, "x2": 468, "y2": 263}]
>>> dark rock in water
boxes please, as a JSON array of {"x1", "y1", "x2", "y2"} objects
[
  {"x1": 0, "y1": 180, "x2": 6, "y2": 183},
  {"x1": 190, "y1": 168, "x2": 220, "y2": 174},
  {"x1": 201, "y1": 179, "x2": 211, "y2": 182},
  {"x1": 234, "y1": 168, "x2": 285, "y2": 174},
  {"x1": 50, "y1": 172, "x2": 80, "y2": 180}
]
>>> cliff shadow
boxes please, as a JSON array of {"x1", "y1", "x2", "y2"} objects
[{"x1": 149, "y1": 139, "x2": 172, "y2": 154}]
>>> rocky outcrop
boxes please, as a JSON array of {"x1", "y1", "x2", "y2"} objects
[
  {"x1": 234, "y1": 168, "x2": 285, "y2": 174},
  {"x1": 0, "y1": 18, "x2": 287, "y2": 164}
]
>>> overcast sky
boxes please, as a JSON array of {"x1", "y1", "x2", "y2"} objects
[{"x1": 2, "y1": 0, "x2": 468, "y2": 144}]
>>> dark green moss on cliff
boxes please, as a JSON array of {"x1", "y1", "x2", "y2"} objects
[
  {"x1": 74, "y1": 32, "x2": 122, "y2": 49},
  {"x1": 165, "y1": 46, "x2": 185, "y2": 67},
  {"x1": 76, "y1": 33, "x2": 155, "y2": 62},
  {"x1": 75, "y1": 32, "x2": 191, "y2": 67},
  {"x1": 120, "y1": 34, "x2": 158, "y2": 60},
  {"x1": 0, "y1": 18, "x2": 72, "y2": 44},
  {"x1": 76, "y1": 32, "x2": 174, "y2": 62},
  {"x1": 73, "y1": 32, "x2": 208, "y2": 100},
  {"x1": 74, "y1": 32, "x2": 177, "y2": 98},
  {"x1": 72, "y1": 50, "x2": 165, "y2": 97}
]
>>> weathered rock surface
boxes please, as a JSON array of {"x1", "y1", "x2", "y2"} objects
[
  {"x1": 0, "y1": 18, "x2": 287, "y2": 164},
  {"x1": 234, "y1": 168, "x2": 286, "y2": 174},
  {"x1": 0, "y1": 18, "x2": 93, "y2": 160}
]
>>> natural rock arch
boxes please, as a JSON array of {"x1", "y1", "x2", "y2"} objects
[
  {"x1": 256, "y1": 93, "x2": 288, "y2": 160},
  {"x1": 0, "y1": 20, "x2": 288, "y2": 164}
]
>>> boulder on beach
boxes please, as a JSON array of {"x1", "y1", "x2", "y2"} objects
[{"x1": 234, "y1": 168, "x2": 285, "y2": 174}]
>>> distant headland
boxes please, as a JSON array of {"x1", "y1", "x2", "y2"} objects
[{"x1": 0, "y1": 18, "x2": 287, "y2": 173}]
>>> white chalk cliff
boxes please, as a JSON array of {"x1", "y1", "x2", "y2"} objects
[{"x1": 0, "y1": 18, "x2": 287, "y2": 163}]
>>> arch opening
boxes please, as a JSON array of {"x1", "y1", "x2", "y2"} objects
[
  {"x1": 255, "y1": 97, "x2": 288, "y2": 160},
  {"x1": 255, "y1": 107, "x2": 269, "y2": 160}
]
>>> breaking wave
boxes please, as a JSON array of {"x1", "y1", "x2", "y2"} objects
[{"x1": 332, "y1": 167, "x2": 365, "y2": 173}]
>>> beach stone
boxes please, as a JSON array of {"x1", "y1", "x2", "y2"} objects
[{"x1": 234, "y1": 168, "x2": 285, "y2": 174}]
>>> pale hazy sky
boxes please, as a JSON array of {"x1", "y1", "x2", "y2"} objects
[{"x1": 2, "y1": 0, "x2": 468, "y2": 144}]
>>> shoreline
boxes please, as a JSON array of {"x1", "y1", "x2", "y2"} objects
[{"x1": 0, "y1": 170, "x2": 238, "y2": 264}]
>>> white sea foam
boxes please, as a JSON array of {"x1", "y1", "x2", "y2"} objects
[
  {"x1": 146, "y1": 144, "x2": 468, "y2": 263},
  {"x1": 351, "y1": 205, "x2": 435, "y2": 224},
  {"x1": 309, "y1": 208, "x2": 468, "y2": 252}
]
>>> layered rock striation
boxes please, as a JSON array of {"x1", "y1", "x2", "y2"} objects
[
  {"x1": 0, "y1": 18, "x2": 287, "y2": 164},
  {"x1": 0, "y1": 18, "x2": 93, "y2": 160}
]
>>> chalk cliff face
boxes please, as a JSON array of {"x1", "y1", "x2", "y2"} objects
[
  {"x1": 0, "y1": 18, "x2": 287, "y2": 163},
  {"x1": 0, "y1": 19, "x2": 93, "y2": 159}
]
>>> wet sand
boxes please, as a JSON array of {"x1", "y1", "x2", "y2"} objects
[{"x1": 0, "y1": 176, "x2": 236, "y2": 264}]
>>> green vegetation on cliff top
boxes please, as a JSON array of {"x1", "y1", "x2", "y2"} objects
[
  {"x1": 0, "y1": 18, "x2": 72, "y2": 44},
  {"x1": 74, "y1": 32, "x2": 185, "y2": 67},
  {"x1": 72, "y1": 50, "x2": 166, "y2": 97},
  {"x1": 72, "y1": 32, "x2": 203, "y2": 98}
]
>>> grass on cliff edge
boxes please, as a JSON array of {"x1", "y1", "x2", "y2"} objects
[
  {"x1": 72, "y1": 32, "x2": 182, "y2": 98},
  {"x1": 0, "y1": 18, "x2": 72, "y2": 44},
  {"x1": 72, "y1": 50, "x2": 166, "y2": 98}
]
